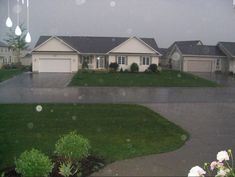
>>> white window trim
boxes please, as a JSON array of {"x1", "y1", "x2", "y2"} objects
[
  {"x1": 141, "y1": 56, "x2": 151, "y2": 65},
  {"x1": 117, "y1": 56, "x2": 127, "y2": 65}
]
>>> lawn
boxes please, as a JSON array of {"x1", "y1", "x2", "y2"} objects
[
  {"x1": 69, "y1": 70, "x2": 218, "y2": 87},
  {"x1": 0, "y1": 104, "x2": 188, "y2": 169},
  {"x1": 0, "y1": 69, "x2": 23, "y2": 82}
]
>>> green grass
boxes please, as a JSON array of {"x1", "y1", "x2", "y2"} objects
[
  {"x1": 0, "y1": 104, "x2": 188, "y2": 169},
  {"x1": 69, "y1": 70, "x2": 218, "y2": 87},
  {"x1": 0, "y1": 69, "x2": 23, "y2": 82}
]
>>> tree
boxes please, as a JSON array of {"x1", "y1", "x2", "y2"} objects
[{"x1": 4, "y1": 24, "x2": 28, "y2": 64}]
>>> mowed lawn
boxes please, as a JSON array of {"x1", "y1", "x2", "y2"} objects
[
  {"x1": 69, "y1": 70, "x2": 218, "y2": 87},
  {"x1": 0, "y1": 69, "x2": 22, "y2": 82},
  {"x1": 0, "y1": 104, "x2": 188, "y2": 169}
]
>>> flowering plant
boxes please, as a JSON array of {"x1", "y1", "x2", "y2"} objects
[{"x1": 188, "y1": 149, "x2": 235, "y2": 177}]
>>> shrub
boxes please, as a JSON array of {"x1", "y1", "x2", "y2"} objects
[
  {"x1": 124, "y1": 69, "x2": 129, "y2": 73},
  {"x1": 82, "y1": 61, "x2": 89, "y2": 69},
  {"x1": 55, "y1": 131, "x2": 91, "y2": 161},
  {"x1": 15, "y1": 149, "x2": 53, "y2": 177},
  {"x1": 148, "y1": 64, "x2": 158, "y2": 73},
  {"x1": 109, "y1": 62, "x2": 119, "y2": 72},
  {"x1": 130, "y1": 63, "x2": 139, "y2": 72},
  {"x1": 120, "y1": 68, "x2": 123, "y2": 73}
]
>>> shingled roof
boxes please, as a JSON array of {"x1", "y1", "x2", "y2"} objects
[
  {"x1": 218, "y1": 42, "x2": 235, "y2": 57},
  {"x1": 34, "y1": 36, "x2": 160, "y2": 54},
  {"x1": 177, "y1": 45, "x2": 226, "y2": 57}
]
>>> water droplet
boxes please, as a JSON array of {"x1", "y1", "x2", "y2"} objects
[
  {"x1": 110, "y1": 1, "x2": 116, "y2": 7},
  {"x1": 72, "y1": 116, "x2": 77, "y2": 121},
  {"x1": 177, "y1": 73, "x2": 182, "y2": 78},
  {"x1": 27, "y1": 122, "x2": 34, "y2": 129},
  {"x1": 50, "y1": 109, "x2": 54, "y2": 113},
  {"x1": 75, "y1": 0, "x2": 86, "y2": 5},
  {"x1": 36, "y1": 105, "x2": 43, "y2": 112},
  {"x1": 181, "y1": 134, "x2": 187, "y2": 141},
  {"x1": 126, "y1": 138, "x2": 131, "y2": 142}
]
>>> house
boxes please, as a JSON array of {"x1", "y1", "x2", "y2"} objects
[
  {"x1": 163, "y1": 40, "x2": 203, "y2": 67},
  {"x1": 217, "y1": 42, "x2": 235, "y2": 73},
  {"x1": 0, "y1": 41, "x2": 16, "y2": 68},
  {"x1": 168, "y1": 44, "x2": 226, "y2": 72},
  {"x1": 32, "y1": 36, "x2": 161, "y2": 73},
  {"x1": 158, "y1": 48, "x2": 168, "y2": 67}
]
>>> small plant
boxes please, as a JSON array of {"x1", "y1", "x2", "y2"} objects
[
  {"x1": 148, "y1": 64, "x2": 158, "y2": 73},
  {"x1": 130, "y1": 63, "x2": 139, "y2": 72},
  {"x1": 55, "y1": 131, "x2": 91, "y2": 161},
  {"x1": 124, "y1": 69, "x2": 129, "y2": 73},
  {"x1": 82, "y1": 61, "x2": 89, "y2": 69},
  {"x1": 120, "y1": 68, "x2": 123, "y2": 73},
  {"x1": 109, "y1": 62, "x2": 119, "y2": 72},
  {"x1": 59, "y1": 161, "x2": 80, "y2": 177},
  {"x1": 15, "y1": 149, "x2": 53, "y2": 177},
  {"x1": 188, "y1": 149, "x2": 235, "y2": 177}
]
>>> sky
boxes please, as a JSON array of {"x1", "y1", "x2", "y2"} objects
[{"x1": 0, "y1": 0, "x2": 235, "y2": 48}]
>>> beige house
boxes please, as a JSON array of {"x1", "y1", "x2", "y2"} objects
[
  {"x1": 32, "y1": 36, "x2": 161, "y2": 73},
  {"x1": 168, "y1": 44, "x2": 226, "y2": 73},
  {"x1": 217, "y1": 42, "x2": 235, "y2": 73},
  {"x1": 0, "y1": 41, "x2": 16, "y2": 68}
]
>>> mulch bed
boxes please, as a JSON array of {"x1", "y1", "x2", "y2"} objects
[{"x1": 1, "y1": 155, "x2": 105, "y2": 177}]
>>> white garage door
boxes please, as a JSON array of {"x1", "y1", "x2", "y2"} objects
[
  {"x1": 186, "y1": 60, "x2": 213, "y2": 72},
  {"x1": 39, "y1": 58, "x2": 71, "y2": 73}
]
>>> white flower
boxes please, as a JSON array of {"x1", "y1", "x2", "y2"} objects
[
  {"x1": 36, "y1": 105, "x2": 43, "y2": 112},
  {"x1": 188, "y1": 166, "x2": 206, "y2": 177},
  {"x1": 210, "y1": 161, "x2": 217, "y2": 171},
  {"x1": 216, "y1": 168, "x2": 230, "y2": 177},
  {"x1": 217, "y1": 151, "x2": 229, "y2": 162}
]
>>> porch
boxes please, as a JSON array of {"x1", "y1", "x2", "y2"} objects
[{"x1": 79, "y1": 55, "x2": 109, "y2": 70}]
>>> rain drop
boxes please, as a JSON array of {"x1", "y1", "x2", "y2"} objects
[
  {"x1": 110, "y1": 1, "x2": 116, "y2": 7},
  {"x1": 36, "y1": 105, "x2": 43, "y2": 112}
]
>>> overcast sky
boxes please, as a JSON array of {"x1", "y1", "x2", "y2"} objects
[{"x1": 1, "y1": 0, "x2": 235, "y2": 48}]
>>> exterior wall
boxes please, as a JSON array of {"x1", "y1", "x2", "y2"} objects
[
  {"x1": 229, "y1": 59, "x2": 235, "y2": 73},
  {"x1": 20, "y1": 56, "x2": 32, "y2": 66},
  {"x1": 0, "y1": 46, "x2": 16, "y2": 66},
  {"x1": 32, "y1": 53, "x2": 78, "y2": 73},
  {"x1": 35, "y1": 38, "x2": 74, "y2": 52},
  {"x1": 171, "y1": 51, "x2": 182, "y2": 71},
  {"x1": 109, "y1": 55, "x2": 159, "y2": 72},
  {"x1": 110, "y1": 38, "x2": 156, "y2": 54}
]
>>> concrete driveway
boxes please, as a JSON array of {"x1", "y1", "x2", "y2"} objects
[
  {"x1": 0, "y1": 72, "x2": 73, "y2": 88},
  {"x1": 193, "y1": 72, "x2": 235, "y2": 87},
  {"x1": 93, "y1": 103, "x2": 235, "y2": 176}
]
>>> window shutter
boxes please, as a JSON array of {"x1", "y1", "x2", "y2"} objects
[
  {"x1": 126, "y1": 56, "x2": 128, "y2": 65},
  {"x1": 115, "y1": 56, "x2": 117, "y2": 63},
  {"x1": 150, "y1": 57, "x2": 152, "y2": 64}
]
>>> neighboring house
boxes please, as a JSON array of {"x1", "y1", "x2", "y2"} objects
[
  {"x1": 0, "y1": 41, "x2": 15, "y2": 68},
  {"x1": 21, "y1": 53, "x2": 32, "y2": 66},
  {"x1": 217, "y1": 42, "x2": 235, "y2": 73},
  {"x1": 163, "y1": 40, "x2": 203, "y2": 67},
  {"x1": 169, "y1": 44, "x2": 226, "y2": 72},
  {"x1": 32, "y1": 36, "x2": 161, "y2": 73}
]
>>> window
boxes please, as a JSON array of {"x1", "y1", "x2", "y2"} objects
[
  {"x1": 141, "y1": 56, "x2": 151, "y2": 65},
  {"x1": 81, "y1": 56, "x2": 93, "y2": 64},
  {"x1": 117, "y1": 56, "x2": 127, "y2": 65}
]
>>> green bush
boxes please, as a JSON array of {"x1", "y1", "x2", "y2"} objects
[
  {"x1": 82, "y1": 61, "x2": 89, "y2": 69},
  {"x1": 15, "y1": 149, "x2": 53, "y2": 177},
  {"x1": 109, "y1": 62, "x2": 119, "y2": 72},
  {"x1": 55, "y1": 131, "x2": 91, "y2": 161},
  {"x1": 148, "y1": 64, "x2": 158, "y2": 73},
  {"x1": 130, "y1": 63, "x2": 139, "y2": 72}
]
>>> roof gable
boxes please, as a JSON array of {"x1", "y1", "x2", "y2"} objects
[
  {"x1": 109, "y1": 37, "x2": 160, "y2": 54},
  {"x1": 0, "y1": 41, "x2": 8, "y2": 47},
  {"x1": 218, "y1": 42, "x2": 235, "y2": 57},
  {"x1": 34, "y1": 37, "x2": 77, "y2": 52}
]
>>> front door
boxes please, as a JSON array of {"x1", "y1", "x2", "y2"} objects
[{"x1": 96, "y1": 56, "x2": 105, "y2": 69}]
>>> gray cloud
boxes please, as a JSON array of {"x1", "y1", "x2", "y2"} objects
[{"x1": 0, "y1": 0, "x2": 235, "y2": 48}]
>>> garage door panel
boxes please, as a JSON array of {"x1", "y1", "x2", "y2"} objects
[
  {"x1": 186, "y1": 60, "x2": 213, "y2": 72},
  {"x1": 39, "y1": 58, "x2": 71, "y2": 73}
]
